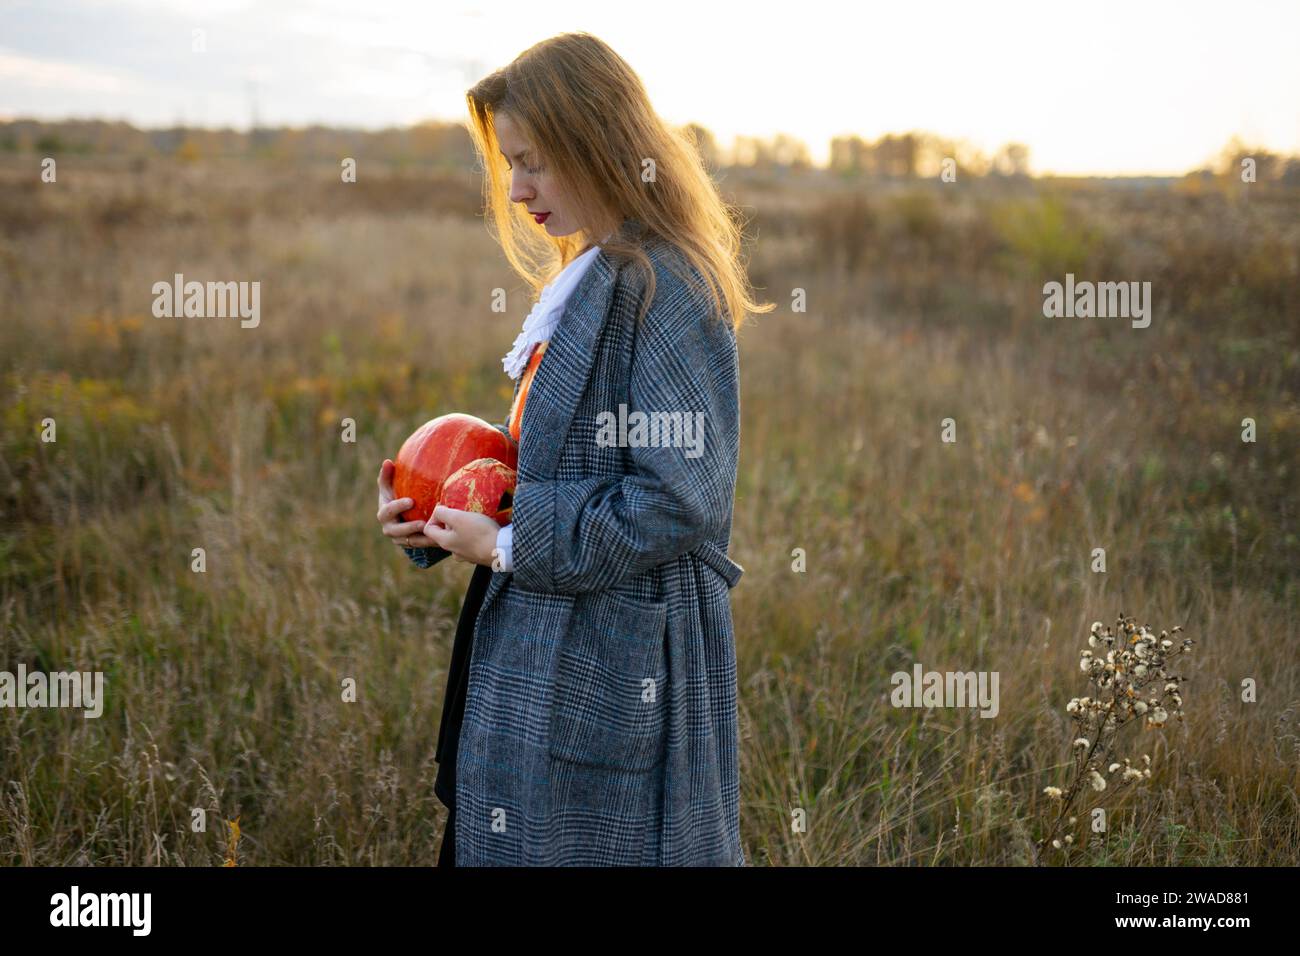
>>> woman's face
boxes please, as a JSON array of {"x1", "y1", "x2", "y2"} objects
[{"x1": 495, "y1": 112, "x2": 581, "y2": 238}]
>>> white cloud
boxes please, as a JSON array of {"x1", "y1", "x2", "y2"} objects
[
  {"x1": 1, "y1": 0, "x2": 1298, "y2": 172},
  {"x1": 0, "y1": 48, "x2": 128, "y2": 92}
]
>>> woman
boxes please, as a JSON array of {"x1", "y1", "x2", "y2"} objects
[{"x1": 376, "y1": 32, "x2": 770, "y2": 866}]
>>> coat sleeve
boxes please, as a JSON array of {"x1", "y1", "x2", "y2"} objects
[
  {"x1": 509, "y1": 268, "x2": 739, "y2": 594},
  {"x1": 401, "y1": 417, "x2": 518, "y2": 570},
  {"x1": 401, "y1": 544, "x2": 449, "y2": 569}
]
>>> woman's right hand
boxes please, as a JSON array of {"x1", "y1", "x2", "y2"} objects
[{"x1": 377, "y1": 459, "x2": 438, "y2": 550}]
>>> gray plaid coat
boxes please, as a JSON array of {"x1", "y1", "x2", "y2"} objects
[{"x1": 404, "y1": 226, "x2": 745, "y2": 865}]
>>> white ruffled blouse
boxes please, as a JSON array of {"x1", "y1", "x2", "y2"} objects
[{"x1": 501, "y1": 243, "x2": 602, "y2": 379}]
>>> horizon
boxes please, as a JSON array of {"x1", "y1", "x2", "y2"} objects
[{"x1": 1, "y1": 114, "x2": 1281, "y2": 179}]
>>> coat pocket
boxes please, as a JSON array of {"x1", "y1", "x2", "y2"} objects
[{"x1": 548, "y1": 589, "x2": 669, "y2": 773}]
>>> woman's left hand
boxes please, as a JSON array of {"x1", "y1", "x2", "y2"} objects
[{"x1": 424, "y1": 505, "x2": 502, "y2": 566}]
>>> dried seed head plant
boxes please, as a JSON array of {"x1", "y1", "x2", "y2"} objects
[
  {"x1": 1036, "y1": 614, "x2": 1196, "y2": 864},
  {"x1": 223, "y1": 815, "x2": 242, "y2": 867}
]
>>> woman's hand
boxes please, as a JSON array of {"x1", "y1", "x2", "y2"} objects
[
  {"x1": 376, "y1": 459, "x2": 439, "y2": 550},
  {"x1": 424, "y1": 505, "x2": 501, "y2": 567}
]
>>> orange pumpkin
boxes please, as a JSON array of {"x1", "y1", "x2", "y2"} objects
[
  {"x1": 441, "y1": 458, "x2": 518, "y2": 526},
  {"x1": 393, "y1": 413, "x2": 518, "y2": 523}
]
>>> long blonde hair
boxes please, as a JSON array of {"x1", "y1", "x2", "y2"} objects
[{"x1": 465, "y1": 32, "x2": 772, "y2": 331}]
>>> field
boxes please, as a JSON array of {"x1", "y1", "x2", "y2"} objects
[{"x1": 1, "y1": 153, "x2": 1297, "y2": 865}]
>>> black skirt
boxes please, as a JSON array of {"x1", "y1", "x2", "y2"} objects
[{"x1": 435, "y1": 561, "x2": 493, "y2": 867}]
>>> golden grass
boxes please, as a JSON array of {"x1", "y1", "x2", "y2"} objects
[{"x1": 0, "y1": 156, "x2": 1296, "y2": 864}]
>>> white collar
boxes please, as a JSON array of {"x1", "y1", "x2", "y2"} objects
[{"x1": 501, "y1": 243, "x2": 602, "y2": 380}]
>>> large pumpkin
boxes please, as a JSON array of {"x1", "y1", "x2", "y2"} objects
[{"x1": 393, "y1": 413, "x2": 518, "y2": 523}]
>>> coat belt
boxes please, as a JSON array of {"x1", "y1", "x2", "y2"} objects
[{"x1": 690, "y1": 539, "x2": 744, "y2": 589}]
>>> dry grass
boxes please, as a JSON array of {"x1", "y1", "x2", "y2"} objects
[{"x1": 1, "y1": 155, "x2": 1296, "y2": 865}]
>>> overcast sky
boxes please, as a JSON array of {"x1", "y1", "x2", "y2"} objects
[{"x1": 2, "y1": 0, "x2": 1297, "y2": 175}]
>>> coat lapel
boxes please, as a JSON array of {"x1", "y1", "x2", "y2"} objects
[
  {"x1": 516, "y1": 248, "x2": 619, "y2": 482},
  {"x1": 478, "y1": 237, "x2": 624, "y2": 611}
]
